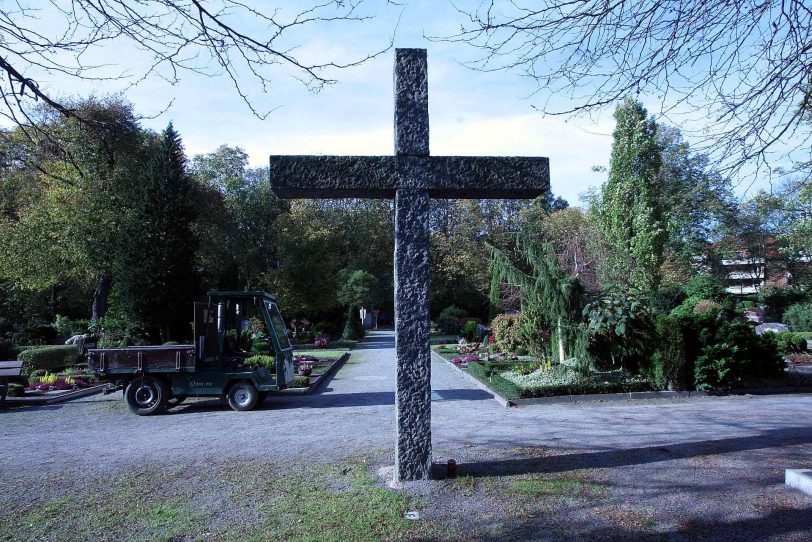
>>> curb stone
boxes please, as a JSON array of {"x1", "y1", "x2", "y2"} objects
[
  {"x1": 2, "y1": 383, "x2": 107, "y2": 406},
  {"x1": 430, "y1": 350, "x2": 513, "y2": 408},
  {"x1": 281, "y1": 352, "x2": 351, "y2": 395}
]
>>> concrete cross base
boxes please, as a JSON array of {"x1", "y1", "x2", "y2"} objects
[{"x1": 785, "y1": 469, "x2": 812, "y2": 496}]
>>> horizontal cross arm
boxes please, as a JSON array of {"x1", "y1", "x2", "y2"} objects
[
  {"x1": 421, "y1": 156, "x2": 549, "y2": 199},
  {"x1": 270, "y1": 155, "x2": 550, "y2": 199},
  {"x1": 270, "y1": 156, "x2": 398, "y2": 198}
]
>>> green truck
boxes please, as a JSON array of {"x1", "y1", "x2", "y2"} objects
[{"x1": 88, "y1": 292, "x2": 294, "y2": 415}]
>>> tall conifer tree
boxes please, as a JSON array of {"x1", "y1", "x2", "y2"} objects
[
  {"x1": 595, "y1": 98, "x2": 665, "y2": 293},
  {"x1": 116, "y1": 123, "x2": 198, "y2": 341}
]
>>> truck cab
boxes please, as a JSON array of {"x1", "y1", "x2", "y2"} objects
[{"x1": 88, "y1": 291, "x2": 295, "y2": 415}]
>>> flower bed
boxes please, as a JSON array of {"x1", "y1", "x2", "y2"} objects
[{"x1": 24, "y1": 368, "x2": 100, "y2": 394}]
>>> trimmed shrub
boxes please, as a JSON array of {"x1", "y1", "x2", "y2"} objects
[
  {"x1": 686, "y1": 315, "x2": 784, "y2": 390},
  {"x1": 341, "y1": 307, "x2": 365, "y2": 341},
  {"x1": 783, "y1": 302, "x2": 812, "y2": 332},
  {"x1": 646, "y1": 315, "x2": 689, "y2": 390},
  {"x1": 461, "y1": 320, "x2": 478, "y2": 341},
  {"x1": 772, "y1": 331, "x2": 809, "y2": 355},
  {"x1": 491, "y1": 313, "x2": 524, "y2": 354},
  {"x1": 437, "y1": 305, "x2": 466, "y2": 335},
  {"x1": 18, "y1": 345, "x2": 81, "y2": 376},
  {"x1": 292, "y1": 375, "x2": 311, "y2": 388}
]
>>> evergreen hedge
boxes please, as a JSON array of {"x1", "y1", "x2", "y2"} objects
[{"x1": 18, "y1": 345, "x2": 81, "y2": 376}]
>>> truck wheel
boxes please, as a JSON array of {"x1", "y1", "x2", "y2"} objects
[
  {"x1": 125, "y1": 377, "x2": 168, "y2": 415},
  {"x1": 227, "y1": 383, "x2": 258, "y2": 411}
]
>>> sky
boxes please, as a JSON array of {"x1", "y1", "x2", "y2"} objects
[{"x1": 11, "y1": 0, "x2": 794, "y2": 204}]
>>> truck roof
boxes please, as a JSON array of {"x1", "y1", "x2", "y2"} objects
[{"x1": 207, "y1": 291, "x2": 279, "y2": 304}]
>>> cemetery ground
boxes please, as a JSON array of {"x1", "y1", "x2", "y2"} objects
[{"x1": 1, "y1": 331, "x2": 811, "y2": 541}]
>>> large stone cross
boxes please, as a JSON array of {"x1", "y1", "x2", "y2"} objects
[{"x1": 270, "y1": 48, "x2": 549, "y2": 482}]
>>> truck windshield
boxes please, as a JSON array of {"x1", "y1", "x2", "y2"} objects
[{"x1": 267, "y1": 303, "x2": 291, "y2": 350}]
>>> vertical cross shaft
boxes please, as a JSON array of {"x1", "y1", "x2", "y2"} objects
[{"x1": 394, "y1": 49, "x2": 432, "y2": 481}]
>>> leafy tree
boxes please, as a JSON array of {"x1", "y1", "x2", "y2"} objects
[
  {"x1": 655, "y1": 126, "x2": 736, "y2": 281},
  {"x1": 191, "y1": 145, "x2": 285, "y2": 291},
  {"x1": 0, "y1": 97, "x2": 146, "y2": 320},
  {"x1": 337, "y1": 269, "x2": 378, "y2": 341},
  {"x1": 594, "y1": 98, "x2": 665, "y2": 294}
]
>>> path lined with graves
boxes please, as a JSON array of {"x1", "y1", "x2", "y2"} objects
[{"x1": 2, "y1": 330, "x2": 812, "y2": 539}]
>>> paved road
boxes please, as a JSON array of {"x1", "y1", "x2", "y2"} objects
[
  {"x1": 2, "y1": 330, "x2": 811, "y2": 472},
  {"x1": 2, "y1": 330, "x2": 811, "y2": 539}
]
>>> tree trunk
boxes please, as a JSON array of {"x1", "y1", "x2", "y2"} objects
[
  {"x1": 557, "y1": 317, "x2": 566, "y2": 361},
  {"x1": 91, "y1": 273, "x2": 112, "y2": 321}
]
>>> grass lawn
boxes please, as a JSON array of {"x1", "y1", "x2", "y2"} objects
[
  {"x1": 293, "y1": 349, "x2": 349, "y2": 360},
  {"x1": 429, "y1": 333, "x2": 458, "y2": 345},
  {"x1": 0, "y1": 457, "x2": 424, "y2": 542}
]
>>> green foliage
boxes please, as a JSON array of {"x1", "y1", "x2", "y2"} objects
[
  {"x1": 488, "y1": 240, "x2": 585, "y2": 362},
  {"x1": 491, "y1": 313, "x2": 524, "y2": 354},
  {"x1": 670, "y1": 276, "x2": 730, "y2": 317},
  {"x1": 682, "y1": 314, "x2": 784, "y2": 390},
  {"x1": 645, "y1": 315, "x2": 689, "y2": 390},
  {"x1": 758, "y1": 286, "x2": 809, "y2": 321},
  {"x1": 11, "y1": 319, "x2": 57, "y2": 345},
  {"x1": 593, "y1": 98, "x2": 665, "y2": 293},
  {"x1": 18, "y1": 345, "x2": 80, "y2": 376},
  {"x1": 500, "y1": 364, "x2": 653, "y2": 398},
  {"x1": 437, "y1": 305, "x2": 466, "y2": 335},
  {"x1": 89, "y1": 308, "x2": 147, "y2": 348},
  {"x1": 243, "y1": 354, "x2": 275, "y2": 370},
  {"x1": 341, "y1": 306, "x2": 365, "y2": 341},
  {"x1": 114, "y1": 122, "x2": 199, "y2": 342},
  {"x1": 583, "y1": 286, "x2": 653, "y2": 371},
  {"x1": 650, "y1": 286, "x2": 687, "y2": 315},
  {"x1": 771, "y1": 331, "x2": 809, "y2": 355},
  {"x1": 252, "y1": 337, "x2": 271, "y2": 354},
  {"x1": 461, "y1": 320, "x2": 478, "y2": 341},
  {"x1": 655, "y1": 126, "x2": 736, "y2": 278},
  {"x1": 54, "y1": 315, "x2": 88, "y2": 338},
  {"x1": 337, "y1": 269, "x2": 379, "y2": 309},
  {"x1": 5, "y1": 382, "x2": 24, "y2": 397},
  {"x1": 292, "y1": 375, "x2": 311, "y2": 388},
  {"x1": 783, "y1": 302, "x2": 812, "y2": 331},
  {"x1": 465, "y1": 361, "x2": 521, "y2": 400},
  {"x1": 684, "y1": 275, "x2": 728, "y2": 300}
]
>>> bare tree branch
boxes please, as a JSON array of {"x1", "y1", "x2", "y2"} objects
[
  {"x1": 435, "y1": 0, "x2": 812, "y2": 180},
  {"x1": 0, "y1": 1, "x2": 392, "y2": 149}
]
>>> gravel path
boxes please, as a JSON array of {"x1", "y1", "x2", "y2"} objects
[{"x1": 2, "y1": 329, "x2": 811, "y2": 540}]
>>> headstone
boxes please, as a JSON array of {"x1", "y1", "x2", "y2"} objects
[
  {"x1": 269, "y1": 48, "x2": 550, "y2": 481},
  {"x1": 755, "y1": 322, "x2": 789, "y2": 335}
]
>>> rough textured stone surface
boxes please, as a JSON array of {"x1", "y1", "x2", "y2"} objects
[
  {"x1": 270, "y1": 155, "x2": 549, "y2": 199},
  {"x1": 395, "y1": 48, "x2": 429, "y2": 156},
  {"x1": 267, "y1": 48, "x2": 551, "y2": 481},
  {"x1": 394, "y1": 189, "x2": 432, "y2": 481}
]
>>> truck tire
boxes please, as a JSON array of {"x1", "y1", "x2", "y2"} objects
[
  {"x1": 124, "y1": 376, "x2": 169, "y2": 416},
  {"x1": 227, "y1": 382, "x2": 258, "y2": 412}
]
